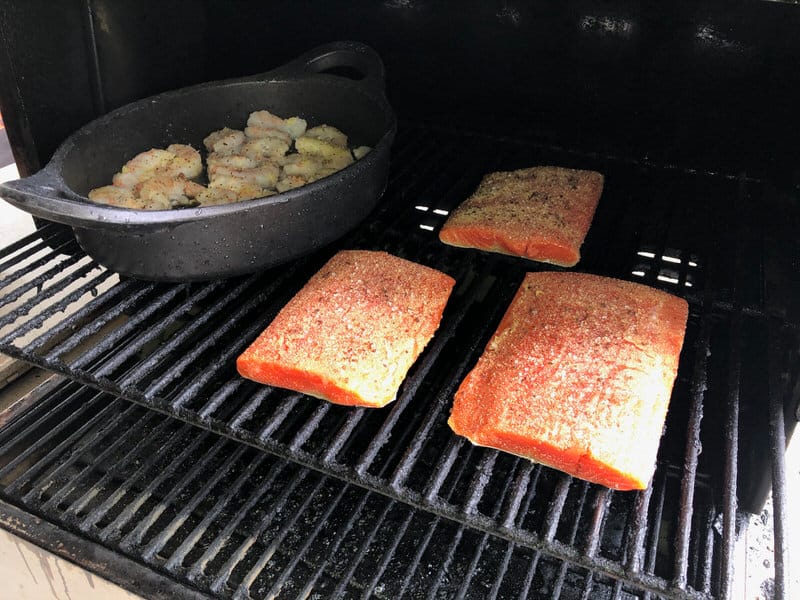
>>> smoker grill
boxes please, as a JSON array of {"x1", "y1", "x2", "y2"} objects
[
  {"x1": 1, "y1": 124, "x2": 797, "y2": 598},
  {"x1": 1, "y1": 2, "x2": 799, "y2": 599}
]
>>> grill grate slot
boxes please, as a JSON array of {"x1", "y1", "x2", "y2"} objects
[{"x1": 1, "y1": 124, "x2": 796, "y2": 598}]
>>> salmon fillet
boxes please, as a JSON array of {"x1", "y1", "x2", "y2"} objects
[
  {"x1": 439, "y1": 166, "x2": 603, "y2": 267},
  {"x1": 237, "y1": 250, "x2": 456, "y2": 408},
  {"x1": 448, "y1": 272, "x2": 688, "y2": 490}
]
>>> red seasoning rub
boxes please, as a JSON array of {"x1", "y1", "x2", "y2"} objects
[
  {"x1": 439, "y1": 166, "x2": 603, "y2": 267},
  {"x1": 237, "y1": 250, "x2": 455, "y2": 408},
  {"x1": 448, "y1": 272, "x2": 688, "y2": 490}
]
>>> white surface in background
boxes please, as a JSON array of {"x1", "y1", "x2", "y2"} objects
[
  {"x1": 0, "y1": 163, "x2": 36, "y2": 245},
  {"x1": 0, "y1": 528, "x2": 144, "y2": 600}
]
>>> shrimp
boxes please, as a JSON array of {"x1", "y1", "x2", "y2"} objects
[
  {"x1": 135, "y1": 174, "x2": 206, "y2": 208},
  {"x1": 111, "y1": 171, "x2": 140, "y2": 189},
  {"x1": 89, "y1": 110, "x2": 361, "y2": 208},
  {"x1": 247, "y1": 111, "x2": 307, "y2": 139},
  {"x1": 247, "y1": 110, "x2": 287, "y2": 131},
  {"x1": 353, "y1": 146, "x2": 372, "y2": 160},
  {"x1": 203, "y1": 127, "x2": 246, "y2": 155},
  {"x1": 87, "y1": 185, "x2": 138, "y2": 207},
  {"x1": 295, "y1": 135, "x2": 352, "y2": 164},
  {"x1": 122, "y1": 148, "x2": 175, "y2": 174},
  {"x1": 165, "y1": 144, "x2": 203, "y2": 179},
  {"x1": 196, "y1": 186, "x2": 239, "y2": 206},
  {"x1": 245, "y1": 110, "x2": 308, "y2": 141},
  {"x1": 284, "y1": 117, "x2": 307, "y2": 139},
  {"x1": 110, "y1": 148, "x2": 175, "y2": 189},
  {"x1": 324, "y1": 151, "x2": 354, "y2": 171},
  {"x1": 244, "y1": 125, "x2": 292, "y2": 143},
  {"x1": 207, "y1": 153, "x2": 258, "y2": 176},
  {"x1": 281, "y1": 153, "x2": 322, "y2": 178},
  {"x1": 241, "y1": 137, "x2": 290, "y2": 162},
  {"x1": 303, "y1": 124, "x2": 348, "y2": 147},
  {"x1": 209, "y1": 162, "x2": 279, "y2": 189},
  {"x1": 111, "y1": 145, "x2": 201, "y2": 189},
  {"x1": 275, "y1": 174, "x2": 308, "y2": 193},
  {"x1": 209, "y1": 176, "x2": 269, "y2": 201}
]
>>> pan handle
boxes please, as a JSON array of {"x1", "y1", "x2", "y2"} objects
[
  {"x1": 0, "y1": 167, "x2": 86, "y2": 225},
  {"x1": 0, "y1": 168, "x2": 173, "y2": 230},
  {"x1": 265, "y1": 41, "x2": 387, "y2": 92}
]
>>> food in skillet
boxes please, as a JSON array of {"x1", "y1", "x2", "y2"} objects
[
  {"x1": 448, "y1": 272, "x2": 688, "y2": 490},
  {"x1": 237, "y1": 250, "x2": 455, "y2": 408},
  {"x1": 87, "y1": 110, "x2": 372, "y2": 209},
  {"x1": 88, "y1": 144, "x2": 205, "y2": 210},
  {"x1": 439, "y1": 166, "x2": 603, "y2": 267}
]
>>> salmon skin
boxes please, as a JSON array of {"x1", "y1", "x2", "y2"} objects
[
  {"x1": 237, "y1": 250, "x2": 455, "y2": 408},
  {"x1": 448, "y1": 272, "x2": 688, "y2": 490},
  {"x1": 439, "y1": 166, "x2": 603, "y2": 267}
]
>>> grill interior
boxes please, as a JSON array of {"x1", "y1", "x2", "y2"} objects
[{"x1": 1, "y1": 124, "x2": 798, "y2": 598}]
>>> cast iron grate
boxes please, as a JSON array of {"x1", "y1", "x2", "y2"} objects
[
  {"x1": 1, "y1": 125, "x2": 798, "y2": 598},
  {"x1": 0, "y1": 383, "x2": 779, "y2": 600}
]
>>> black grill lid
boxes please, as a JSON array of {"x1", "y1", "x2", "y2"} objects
[{"x1": 1, "y1": 124, "x2": 798, "y2": 598}]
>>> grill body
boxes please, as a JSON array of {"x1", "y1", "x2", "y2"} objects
[{"x1": 0, "y1": 1, "x2": 798, "y2": 599}]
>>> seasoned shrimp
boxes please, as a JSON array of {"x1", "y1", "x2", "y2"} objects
[
  {"x1": 87, "y1": 185, "x2": 137, "y2": 207},
  {"x1": 243, "y1": 125, "x2": 292, "y2": 143},
  {"x1": 247, "y1": 110, "x2": 287, "y2": 131},
  {"x1": 135, "y1": 175, "x2": 206, "y2": 208},
  {"x1": 284, "y1": 117, "x2": 307, "y2": 139},
  {"x1": 196, "y1": 187, "x2": 239, "y2": 206},
  {"x1": 303, "y1": 124, "x2": 348, "y2": 147},
  {"x1": 241, "y1": 137, "x2": 290, "y2": 162},
  {"x1": 88, "y1": 109, "x2": 364, "y2": 209},
  {"x1": 110, "y1": 148, "x2": 175, "y2": 189},
  {"x1": 165, "y1": 144, "x2": 203, "y2": 179},
  {"x1": 209, "y1": 177, "x2": 270, "y2": 201},
  {"x1": 111, "y1": 171, "x2": 140, "y2": 189},
  {"x1": 247, "y1": 111, "x2": 307, "y2": 139},
  {"x1": 207, "y1": 153, "x2": 258, "y2": 176},
  {"x1": 353, "y1": 146, "x2": 372, "y2": 160},
  {"x1": 111, "y1": 145, "x2": 201, "y2": 189},
  {"x1": 295, "y1": 136, "x2": 352, "y2": 164},
  {"x1": 324, "y1": 151, "x2": 354, "y2": 171},
  {"x1": 281, "y1": 153, "x2": 322, "y2": 178},
  {"x1": 203, "y1": 127, "x2": 246, "y2": 155},
  {"x1": 209, "y1": 162, "x2": 279, "y2": 189},
  {"x1": 275, "y1": 174, "x2": 308, "y2": 193},
  {"x1": 122, "y1": 148, "x2": 175, "y2": 174}
]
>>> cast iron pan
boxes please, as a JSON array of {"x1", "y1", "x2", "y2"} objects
[{"x1": 0, "y1": 41, "x2": 396, "y2": 281}]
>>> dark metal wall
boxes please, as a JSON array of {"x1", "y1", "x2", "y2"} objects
[{"x1": 1, "y1": 0, "x2": 799, "y2": 180}]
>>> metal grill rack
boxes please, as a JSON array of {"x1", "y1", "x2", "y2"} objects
[
  {"x1": 1, "y1": 125, "x2": 797, "y2": 598},
  {"x1": 0, "y1": 383, "x2": 722, "y2": 600}
]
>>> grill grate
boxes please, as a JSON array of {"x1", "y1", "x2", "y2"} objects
[
  {"x1": 0, "y1": 383, "x2": 730, "y2": 600},
  {"x1": 1, "y1": 125, "x2": 798, "y2": 598}
]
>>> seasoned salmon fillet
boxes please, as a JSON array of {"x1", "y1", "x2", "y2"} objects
[
  {"x1": 237, "y1": 250, "x2": 456, "y2": 408},
  {"x1": 439, "y1": 166, "x2": 603, "y2": 267},
  {"x1": 448, "y1": 272, "x2": 688, "y2": 490}
]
